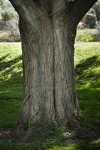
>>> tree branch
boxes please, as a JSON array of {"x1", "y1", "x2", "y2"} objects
[
  {"x1": 68, "y1": 0, "x2": 98, "y2": 27},
  {"x1": 9, "y1": 0, "x2": 27, "y2": 15},
  {"x1": 9, "y1": 0, "x2": 42, "y2": 18},
  {"x1": 9, "y1": 0, "x2": 50, "y2": 20},
  {"x1": 9, "y1": 0, "x2": 44, "y2": 25}
]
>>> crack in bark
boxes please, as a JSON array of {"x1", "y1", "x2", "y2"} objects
[
  {"x1": 23, "y1": 94, "x2": 30, "y2": 104},
  {"x1": 52, "y1": 16, "x2": 57, "y2": 123}
]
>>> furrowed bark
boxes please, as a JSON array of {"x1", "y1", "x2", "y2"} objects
[
  {"x1": 52, "y1": 4, "x2": 78, "y2": 127},
  {"x1": 18, "y1": 12, "x2": 55, "y2": 138},
  {"x1": 8, "y1": 0, "x2": 97, "y2": 139}
]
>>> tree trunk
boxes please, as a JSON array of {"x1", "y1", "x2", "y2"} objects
[
  {"x1": 9, "y1": 0, "x2": 97, "y2": 141},
  {"x1": 53, "y1": 13, "x2": 78, "y2": 125},
  {"x1": 17, "y1": 7, "x2": 79, "y2": 138}
]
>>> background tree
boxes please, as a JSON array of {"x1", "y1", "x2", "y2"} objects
[
  {"x1": 93, "y1": 0, "x2": 100, "y2": 22},
  {"x1": 0, "y1": 0, "x2": 18, "y2": 22},
  {"x1": 83, "y1": 8, "x2": 97, "y2": 28},
  {"x1": 83, "y1": 0, "x2": 100, "y2": 28},
  {"x1": 0, "y1": 0, "x2": 19, "y2": 40},
  {"x1": 9, "y1": 0, "x2": 97, "y2": 140}
]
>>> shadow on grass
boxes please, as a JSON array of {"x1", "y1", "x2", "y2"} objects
[
  {"x1": 76, "y1": 140, "x2": 100, "y2": 150},
  {"x1": 75, "y1": 56, "x2": 100, "y2": 88},
  {"x1": 0, "y1": 54, "x2": 9, "y2": 62},
  {"x1": 0, "y1": 53, "x2": 23, "y2": 129},
  {"x1": 0, "y1": 47, "x2": 100, "y2": 149},
  {"x1": 0, "y1": 54, "x2": 23, "y2": 99},
  {"x1": 75, "y1": 56, "x2": 100, "y2": 130},
  {"x1": 0, "y1": 55, "x2": 22, "y2": 71},
  {"x1": 0, "y1": 128, "x2": 100, "y2": 150}
]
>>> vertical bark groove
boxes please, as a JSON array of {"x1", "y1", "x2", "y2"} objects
[{"x1": 16, "y1": 1, "x2": 80, "y2": 138}]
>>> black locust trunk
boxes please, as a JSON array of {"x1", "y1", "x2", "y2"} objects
[{"x1": 18, "y1": 10, "x2": 79, "y2": 139}]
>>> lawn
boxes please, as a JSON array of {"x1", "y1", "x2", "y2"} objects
[
  {"x1": 0, "y1": 43, "x2": 22, "y2": 130},
  {"x1": 0, "y1": 42, "x2": 100, "y2": 149},
  {"x1": 75, "y1": 42, "x2": 100, "y2": 129}
]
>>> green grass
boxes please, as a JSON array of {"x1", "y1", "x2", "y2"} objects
[
  {"x1": 0, "y1": 42, "x2": 100, "y2": 149},
  {"x1": 75, "y1": 42, "x2": 100, "y2": 128},
  {"x1": 76, "y1": 29, "x2": 100, "y2": 42},
  {"x1": 0, "y1": 43, "x2": 23, "y2": 129},
  {"x1": 76, "y1": 29, "x2": 94, "y2": 42},
  {"x1": 0, "y1": 43, "x2": 23, "y2": 99},
  {"x1": 0, "y1": 137, "x2": 100, "y2": 150}
]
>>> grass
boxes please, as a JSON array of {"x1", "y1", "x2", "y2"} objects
[
  {"x1": 0, "y1": 137, "x2": 100, "y2": 150},
  {"x1": 0, "y1": 43, "x2": 23, "y2": 129},
  {"x1": 0, "y1": 42, "x2": 100, "y2": 149},
  {"x1": 75, "y1": 42, "x2": 100, "y2": 129},
  {"x1": 76, "y1": 29, "x2": 94, "y2": 42},
  {"x1": 76, "y1": 28, "x2": 100, "y2": 42},
  {"x1": 0, "y1": 43, "x2": 22, "y2": 98}
]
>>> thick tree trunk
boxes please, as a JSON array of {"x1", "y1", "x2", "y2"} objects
[
  {"x1": 17, "y1": 9, "x2": 79, "y2": 138},
  {"x1": 9, "y1": 0, "x2": 97, "y2": 141},
  {"x1": 18, "y1": 14, "x2": 55, "y2": 135}
]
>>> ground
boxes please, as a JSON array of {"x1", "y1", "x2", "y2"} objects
[{"x1": 0, "y1": 42, "x2": 100, "y2": 150}]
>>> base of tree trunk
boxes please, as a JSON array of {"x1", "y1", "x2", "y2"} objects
[
  {"x1": 8, "y1": 0, "x2": 98, "y2": 142},
  {"x1": 16, "y1": 117, "x2": 80, "y2": 141},
  {"x1": 16, "y1": 9, "x2": 80, "y2": 140}
]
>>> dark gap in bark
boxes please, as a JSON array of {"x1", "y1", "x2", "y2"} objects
[
  {"x1": 53, "y1": 80, "x2": 56, "y2": 122},
  {"x1": 46, "y1": 0, "x2": 52, "y2": 15},
  {"x1": 66, "y1": 1, "x2": 75, "y2": 13},
  {"x1": 52, "y1": 16, "x2": 57, "y2": 123},
  {"x1": 33, "y1": 0, "x2": 41, "y2": 6},
  {"x1": 53, "y1": 49, "x2": 57, "y2": 122}
]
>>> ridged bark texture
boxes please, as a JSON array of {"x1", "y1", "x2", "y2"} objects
[
  {"x1": 17, "y1": 7, "x2": 79, "y2": 139},
  {"x1": 8, "y1": 0, "x2": 97, "y2": 140}
]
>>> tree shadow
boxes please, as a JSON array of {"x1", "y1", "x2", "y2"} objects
[
  {"x1": 0, "y1": 55, "x2": 22, "y2": 71},
  {"x1": 0, "y1": 54, "x2": 9, "y2": 62},
  {"x1": 75, "y1": 56, "x2": 100, "y2": 130},
  {"x1": 76, "y1": 139, "x2": 100, "y2": 150},
  {"x1": 0, "y1": 54, "x2": 23, "y2": 99},
  {"x1": 75, "y1": 56, "x2": 100, "y2": 88}
]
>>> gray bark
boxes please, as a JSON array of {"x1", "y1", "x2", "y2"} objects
[{"x1": 9, "y1": 0, "x2": 97, "y2": 138}]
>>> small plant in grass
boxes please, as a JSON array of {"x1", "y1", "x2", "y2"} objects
[
  {"x1": 76, "y1": 29, "x2": 98, "y2": 42},
  {"x1": 76, "y1": 28, "x2": 100, "y2": 42}
]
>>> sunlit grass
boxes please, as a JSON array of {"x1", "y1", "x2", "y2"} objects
[
  {"x1": 0, "y1": 43, "x2": 23, "y2": 99},
  {"x1": 0, "y1": 43, "x2": 22, "y2": 130},
  {"x1": 75, "y1": 42, "x2": 100, "y2": 129}
]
